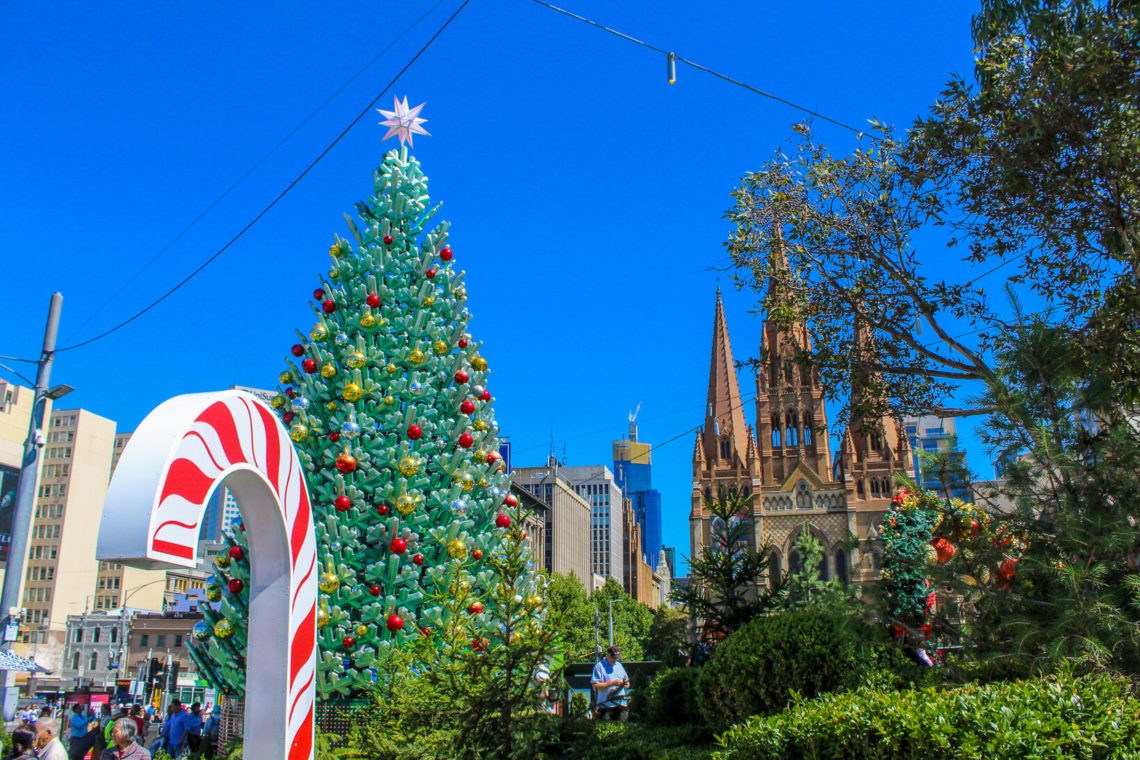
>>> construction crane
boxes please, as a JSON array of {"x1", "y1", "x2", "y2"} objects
[{"x1": 628, "y1": 402, "x2": 642, "y2": 443}]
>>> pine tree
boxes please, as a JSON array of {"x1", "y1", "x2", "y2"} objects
[{"x1": 190, "y1": 145, "x2": 520, "y2": 698}]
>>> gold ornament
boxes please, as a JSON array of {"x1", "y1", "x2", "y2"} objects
[
  {"x1": 329, "y1": 267, "x2": 340, "y2": 279},
  {"x1": 214, "y1": 620, "x2": 235, "y2": 640},
  {"x1": 359, "y1": 313, "x2": 377, "y2": 329},
  {"x1": 214, "y1": 554, "x2": 231, "y2": 569},
  {"x1": 342, "y1": 383, "x2": 363, "y2": 402},
  {"x1": 408, "y1": 349, "x2": 425, "y2": 366},
  {"x1": 346, "y1": 352, "x2": 367, "y2": 369},
  {"x1": 525, "y1": 595, "x2": 543, "y2": 611},
  {"x1": 326, "y1": 402, "x2": 339, "y2": 412},
  {"x1": 205, "y1": 585, "x2": 222, "y2": 603},
  {"x1": 317, "y1": 607, "x2": 329, "y2": 629},
  {"x1": 432, "y1": 340, "x2": 448, "y2": 355},
  {"x1": 473, "y1": 419, "x2": 490, "y2": 432},
  {"x1": 398, "y1": 456, "x2": 421, "y2": 478},
  {"x1": 395, "y1": 493, "x2": 420, "y2": 515},
  {"x1": 456, "y1": 472, "x2": 475, "y2": 492},
  {"x1": 422, "y1": 296, "x2": 435, "y2": 307},
  {"x1": 271, "y1": 395, "x2": 287, "y2": 410},
  {"x1": 329, "y1": 243, "x2": 341, "y2": 258},
  {"x1": 456, "y1": 286, "x2": 467, "y2": 300},
  {"x1": 321, "y1": 364, "x2": 337, "y2": 379},
  {"x1": 384, "y1": 395, "x2": 397, "y2": 407},
  {"x1": 472, "y1": 450, "x2": 486, "y2": 464},
  {"x1": 477, "y1": 478, "x2": 489, "y2": 489},
  {"x1": 447, "y1": 540, "x2": 468, "y2": 559},
  {"x1": 355, "y1": 624, "x2": 368, "y2": 637},
  {"x1": 319, "y1": 572, "x2": 341, "y2": 594},
  {"x1": 385, "y1": 363, "x2": 399, "y2": 375},
  {"x1": 289, "y1": 423, "x2": 310, "y2": 443},
  {"x1": 279, "y1": 371, "x2": 294, "y2": 385},
  {"x1": 472, "y1": 357, "x2": 488, "y2": 372},
  {"x1": 310, "y1": 323, "x2": 329, "y2": 342}
]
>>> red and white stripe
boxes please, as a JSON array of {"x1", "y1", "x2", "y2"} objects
[{"x1": 149, "y1": 394, "x2": 316, "y2": 760}]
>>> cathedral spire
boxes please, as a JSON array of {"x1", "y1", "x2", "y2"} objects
[
  {"x1": 767, "y1": 223, "x2": 792, "y2": 308},
  {"x1": 703, "y1": 290, "x2": 750, "y2": 464}
]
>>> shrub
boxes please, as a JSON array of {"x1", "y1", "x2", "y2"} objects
[
  {"x1": 643, "y1": 667, "x2": 705, "y2": 728},
  {"x1": 698, "y1": 607, "x2": 874, "y2": 731},
  {"x1": 586, "y1": 724, "x2": 717, "y2": 760},
  {"x1": 715, "y1": 672, "x2": 1140, "y2": 760}
]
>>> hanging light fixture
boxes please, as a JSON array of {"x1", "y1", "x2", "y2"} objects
[{"x1": 667, "y1": 52, "x2": 676, "y2": 84}]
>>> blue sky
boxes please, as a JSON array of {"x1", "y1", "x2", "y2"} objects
[{"x1": 1, "y1": 1, "x2": 986, "y2": 574}]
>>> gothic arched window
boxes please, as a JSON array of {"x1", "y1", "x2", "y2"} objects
[
  {"x1": 786, "y1": 412, "x2": 798, "y2": 446},
  {"x1": 784, "y1": 360, "x2": 794, "y2": 384},
  {"x1": 870, "y1": 479, "x2": 880, "y2": 497},
  {"x1": 771, "y1": 416, "x2": 782, "y2": 447},
  {"x1": 856, "y1": 479, "x2": 864, "y2": 498},
  {"x1": 768, "y1": 552, "x2": 782, "y2": 588},
  {"x1": 796, "y1": 481, "x2": 812, "y2": 510},
  {"x1": 804, "y1": 420, "x2": 813, "y2": 446},
  {"x1": 719, "y1": 436, "x2": 730, "y2": 460},
  {"x1": 871, "y1": 432, "x2": 882, "y2": 451},
  {"x1": 835, "y1": 549, "x2": 849, "y2": 584}
]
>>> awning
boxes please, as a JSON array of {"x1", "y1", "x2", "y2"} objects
[{"x1": 0, "y1": 650, "x2": 51, "y2": 673}]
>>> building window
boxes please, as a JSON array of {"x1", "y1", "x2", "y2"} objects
[
  {"x1": 786, "y1": 412, "x2": 798, "y2": 446},
  {"x1": 768, "y1": 553, "x2": 781, "y2": 588},
  {"x1": 139, "y1": 634, "x2": 148, "y2": 647},
  {"x1": 93, "y1": 628, "x2": 100, "y2": 643},
  {"x1": 157, "y1": 635, "x2": 166, "y2": 648},
  {"x1": 771, "y1": 417, "x2": 781, "y2": 447},
  {"x1": 871, "y1": 432, "x2": 882, "y2": 451},
  {"x1": 804, "y1": 421, "x2": 813, "y2": 446},
  {"x1": 72, "y1": 652, "x2": 79, "y2": 670},
  {"x1": 795, "y1": 481, "x2": 812, "y2": 510},
  {"x1": 175, "y1": 635, "x2": 183, "y2": 648},
  {"x1": 89, "y1": 652, "x2": 98, "y2": 670},
  {"x1": 75, "y1": 629, "x2": 83, "y2": 643},
  {"x1": 111, "y1": 627, "x2": 117, "y2": 644},
  {"x1": 856, "y1": 479, "x2": 864, "y2": 498},
  {"x1": 719, "y1": 437, "x2": 730, "y2": 460},
  {"x1": 835, "y1": 549, "x2": 849, "y2": 584}
]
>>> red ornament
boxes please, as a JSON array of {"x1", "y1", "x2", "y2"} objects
[
  {"x1": 377, "y1": 504, "x2": 390, "y2": 516},
  {"x1": 366, "y1": 293, "x2": 381, "y2": 307},
  {"x1": 920, "y1": 623, "x2": 933, "y2": 638},
  {"x1": 407, "y1": 553, "x2": 422, "y2": 567},
  {"x1": 426, "y1": 268, "x2": 436, "y2": 279},
  {"x1": 933, "y1": 537, "x2": 956, "y2": 565},
  {"x1": 480, "y1": 390, "x2": 491, "y2": 402},
  {"x1": 458, "y1": 338, "x2": 467, "y2": 348},
  {"x1": 228, "y1": 579, "x2": 244, "y2": 594},
  {"x1": 291, "y1": 344, "x2": 305, "y2": 357},
  {"x1": 369, "y1": 585, "x2": 381, "y2": 596},
  {"x1": 440, "y1": 246, "x2": 453, "y2": 261},
  {"x1": 454, "y1": 371, "x2": 469, "y2": 385},
  {"x1": 999, "y1": 558, "x2": 1018, "y2": 581},
  {"x1": 313, "y1": 288, "x2": 325, "y2": 301},
  {"x1": 322, "y1": 299, "x2": 336, "y2": 314},
  {"x1": 503, "y1": 494, "x2": 518, "y2": 508},
  {"x1": 386, "y1": 614, "x2": 404, "y2": 632},
  {"x1": 467, "y1": 602, "x2": 484, "y2": 615},
  {"x1": 383, "y1": 234, "x2": 393, "y2": 244},
  {"x1": 329, "y1": 432, "x2": 340, "y2": 443},
  {"x1": 390, "y1": 538, "x2": 407, "y2": 554},
  {"x1": 285, "y1": 387, "x2": 296, "y2": 399},
  {"x1": 495, "y1": 514, "x2": 511, "y2": 529},
  {"x1": 342, "y1": 636, "x2": 355, "y2": 648},
  {"x1": 407, "y1": 425, "x2": 423, "y2": 440},
  {"x1": 458, "y1": 433, "x2": 474, "y2": 449},
  {"x1": 302, "y1": 359, "x2": 318, "y2": 374},
  {"x1": 485, "y1": 451, "x2": 499, "y2": 464},
  {"x1": 472, "y1": 549, "x2": 483, "y2": 560},
  {"x1": 229, "y1": 546, "x2": 244, "y2": 561},
  {"x1": 282, "y1": 412, "x2": 295, "y2": 424},
  {"x1": 335, "y1": 496, "x2": 351, "y2": 512},
  {"x1": 335, "y1": 453, "x2": 357, "y2": 474},
  {"x1": 460, "y1": 400, "x2": 475, "y2": 415},
  {"x1": 471, "y1": 636, "x2": 488, "y2": 652}
]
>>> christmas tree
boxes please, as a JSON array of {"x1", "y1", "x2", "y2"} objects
[{"x1": 190, "y1": 99, "x2": 524, "y2": 698}]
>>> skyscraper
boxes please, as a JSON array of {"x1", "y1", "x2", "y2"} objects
[
  {"x1": 903, "y1": 415, "x2": 971, "y2": 500},
  {"x1": 612, "y1": 413, "x2": 663, "y2": 566}
]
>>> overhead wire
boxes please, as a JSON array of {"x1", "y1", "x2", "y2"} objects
[{"x1": 55, "y1": 0, "x2": 472, "y2": 354}]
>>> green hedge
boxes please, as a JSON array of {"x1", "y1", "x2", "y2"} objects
[
  {"x1": 643, "y1": 667, "x2": 705, "y2": 727},
  {"x1": 698, "y1": 607, "x2": 875, "y2": 731},
  {"x1": 715, "y1": 672, "x2": 1140, "y2": 760}
]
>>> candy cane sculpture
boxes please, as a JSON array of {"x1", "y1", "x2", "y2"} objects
[{"x1": 97, "y1": 390, "x2": 316, "y2": 760}]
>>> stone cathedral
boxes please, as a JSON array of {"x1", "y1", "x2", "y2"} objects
[{"x1": 690, "y1": 247, "x2": 913, "y2": 584}]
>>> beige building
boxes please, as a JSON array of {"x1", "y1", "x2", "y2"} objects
[{"x1": 513, "y1": 465, "x2": 591, "y2": 589}]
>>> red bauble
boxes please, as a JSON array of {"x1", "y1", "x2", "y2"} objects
[
  {"x1": 366, "y1": 293, "x2": 381, "y2": 308},
  {"x1": 472, "y1": 549, "x2": 483, "y2": 560},
  {"x1": 229, "y1": 546, "x2": 244, "y2": 561},
  {"x1": 228, "y1": 579, "x2": 244, "y2": 594},
  {"x1": 285, "y1": 387, "x2": 296, "y2": 399},
  {"x1": 454, "y1": 371, "x2": 469, "y2": 385},
  {"x1": 282, "y1": 412, "x2": 295, "y2": 424},
  {"x1": 291, "y1": 344, "x2": 305, "y2": 357},
  {"x1": 495, "y1": 514, "x2": 511, "y2": 529},
  {"x1": 460, "y1": 400, "x2": 475, "y2": 415},
  {"x1": 471, "y1": 636, "x2": 488, "y2": 652},
  {"x1": 369, "y1": 585, "x2": 381, "y2": 597},
  {"x1": 933, "y1": 537, "x2": 955, "y2": 565},
  {"x1": 412, "y1": 553, "x2": 424, "y2": 566},
  {"x1": 377, "y1": 504, "x2": 390, "y2": 516},
  {"x1": 485, "y1": 451, "x2": 499, "y2": 464},
  {"x1": 343, "y1": 636, "x2": 355, "y2": 648},
  {"x1": 407, "y1": 425, "x2": 423, "y2": 441},
  {"x1": 383, "y1": 234, "x2": 393, "y2": 244},
  {"x1": 329, "y1": 432, "x2": 340, "y2": 443},
  {"x1": 386, "y1": 614, "x2": 404, "y2": 632},
  {"x1": 458, "y1": 338, "x2": 467, "y2": 348},
  {"x1": 334, "y1": 496, "x2": 351, "y2": 512},
  {"x1": 999, "y1": 558, "x2": 1018, "y2": 580},
  {"x1": 322, "y1": 299, "x2": 336, "y2": 314},
  {"x1": 390, "y1": 538, "x2": 407, "y2": 554},
  {"x1": 440, "y1": 246, "x2": 453, "y2": 261},
  {"x1": 426, "y1": 268, "x2": 436, "y2": 279},
  {"x1": 335, "y1": 453, "x2": 357, "y2": 473},
  {"x1": 313, "y1": 288, "x2": 325, "y2": 301},
  {"x1": 458, "y1": 433, "x2": 474, "y2": 449},
  {"x1": 503, "y1": 494, "x2": 518, "y2": 508},
  {"x1": 302, "y1": 359, "x2": 318, "y2": 374},
  {"x1": 480, "y1": 390, "x2": 491, "y2": 401},
  {"x1": 467, "y1": 602, "x2": 484, "y2": 615}
]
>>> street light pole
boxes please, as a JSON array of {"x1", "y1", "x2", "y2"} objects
[{"x1": 0, "y1": 293, "x2": 67, "y2": 720}]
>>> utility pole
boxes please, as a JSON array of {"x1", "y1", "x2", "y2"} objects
[
  {"x1": 608, "y1": 598, "x2": 622, "y2": 648},
  {"x1": 0, "y1": 293, "x2": 66, "y2": 720}
]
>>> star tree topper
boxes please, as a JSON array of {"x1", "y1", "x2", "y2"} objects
[{"x1": 377, "y1": 96, "x2": 430, "y2": 147}]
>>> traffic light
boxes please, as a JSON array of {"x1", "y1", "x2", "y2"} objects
[
  {"x1": 167, "y1": 661, "x2": 180, "y2": 693},
  {"x1": 147, "y1": 658, "x2": 161, "y2": 685}
]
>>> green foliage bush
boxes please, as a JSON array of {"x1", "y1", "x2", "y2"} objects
[
  {"x1": 697, "y1": 607, "x2": 874, "y2": 731},
  {"x1": 586, "y1": 724, "x2": 717, "y2": 760},
  {"x1": 643, "y1": 667, "x2": 705, "y2": 728},
  {"x1": 715, "y1": 672, "x2": 1140, "y2": 760}
]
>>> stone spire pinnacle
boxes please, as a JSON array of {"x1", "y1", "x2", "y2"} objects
[{"x1": 703, "y1": 290, "x2": 750, "y2": 464}]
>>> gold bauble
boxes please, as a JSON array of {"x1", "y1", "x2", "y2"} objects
[
  {"x1": 342, "y1": 383, "x2": 364, "y2": 402},
  {"x1": 214, "y1": 554, "x2": 231, "y2": 569},
  {"x1": 456, "y1": 287, "x2": 467, "y2": 300},
  {"x1": 385, "y1": 363, "x2": 399, "y2": 375},
  {"x1": 477, "y1": 478, "x2": 489, "y2": 489},
  {"x1": 359, "y1": 313, "x2": 377, "y2": 329},
  {"x1": 422, "y1": 296, "x2": 435, "y2": 307},
  {"x1": 408, "y1": 349, "x2": 425, "y2": 366},
  {"x1": 318, "y1": 572, "x2": 341, "y2": 594},
  {"x1": 320, "y1": 364, "x2": 337, "y2": 379},
  {"x1": 525, "y1": 595, "x2": 543, "y2": 611},
  {"x1": 325, "y1": 402, "x2": 339, "y2": 412},
  {"x1": 447, "y1": 540, "x2": 468, "y2": 559},
  {"x1": 271, "y1": 395, "x2": 287, "y2": 410},
  {"x1": 398, "y1": 456, "x2": 421, "y2": 478},
  {"x1": 472, "y1": 357, "x2": 488, "y2": 372},
  {"x1": 329, "y1": 267, "x2": 341, "y2": 279},
  {"x1": 395, "y1": 494, "x2": 416, "y2": 515},
  {"x1": 432, "y1": 340, "x2": 448, "y2": 356},
  {"x1": 328, "y1": 243, "x2": 341, "y2": 258},
  {"x1": 279, "y1": 371, "x2": 294, "y2": 385},
  {"x1": 355, "y1": 624, "x2": 368, "y2": 637},
  {"x1": 456, "y1": 473, "x2": 475, "y2": 493},
  {"x1": 473, "y1": 419, "x2": 490, "y2": 432},
  {"x1": 205, "y1": 585, "x2": 222, "y2": 603},
  {"x1": 317, "y1": 607, "x2": 330, "y2": 629},
  {"x1": 384, "y1": 395, "x2": 397, "y2": 407},
  {"x1": 346, "y1": 351, "x2": 367, "y2": 369},
  {"x1": 510, "y1": 631, "x2": 523, "y2": 645},
  {"x1": 472, "y1": 449, "x2": 487, "y2": 464},
  {"x1": 310, "y1": 323, "x2": 328, "y2": 342},
  {"x1": 214, "y1": 620, "x2": 235, "y2": 640},
  {"x1": 289, "y1": 423, "x2": 310, "y2": 443}
]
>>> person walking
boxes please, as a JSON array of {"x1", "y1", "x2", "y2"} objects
[
  {"x1": 157, "y1": 700, "x2": 193, "y2": 759},
  {"x1": 35, "y1": 718, "x2": 68, "y2": 760},
  {"x1": 591, "y1": 645, "x2": 630, "y2": 722},
  {"x1": 93, "y1": 703, "x2": 113, "y2": 756},
  {"x1": 99, "y1": 718, "x2": 150, "y2": 760},
  {"x1": 200, "y1": 705, "x2": 222, "y2": 759},
  {"x1": 185, "y1": 703, "x2": 202, "y2": 754},
  {"x1": 66, "y1": 704, "x2": 92, "y2": 760}
]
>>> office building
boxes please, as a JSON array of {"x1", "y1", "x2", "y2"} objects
[
  {"x1": 903, "y1": 415, "x2": 971, "y2": 500},
  {"x1": 551, "y1": 464, "x2": 623, "y2": 584},
  {"x1": 613, "y1": 415, "x2": 663, "y2": 567},
  {"x1": 512, "y1": 465, "x2": 591, "y2": 587},
  {"x1": 60, "y1": 608, "x2": 142, "y2": 688}
]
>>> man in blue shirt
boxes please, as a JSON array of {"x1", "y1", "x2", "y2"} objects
[
  {"x1": 159, "y1": 700, "x2": 194, "y2": 758},
  {"x1": 591, "y1": 645, "x2": 629, "y2": 722},
  {"x1": 66, "y1": 703, "x2": 93, "y2": 760}
]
